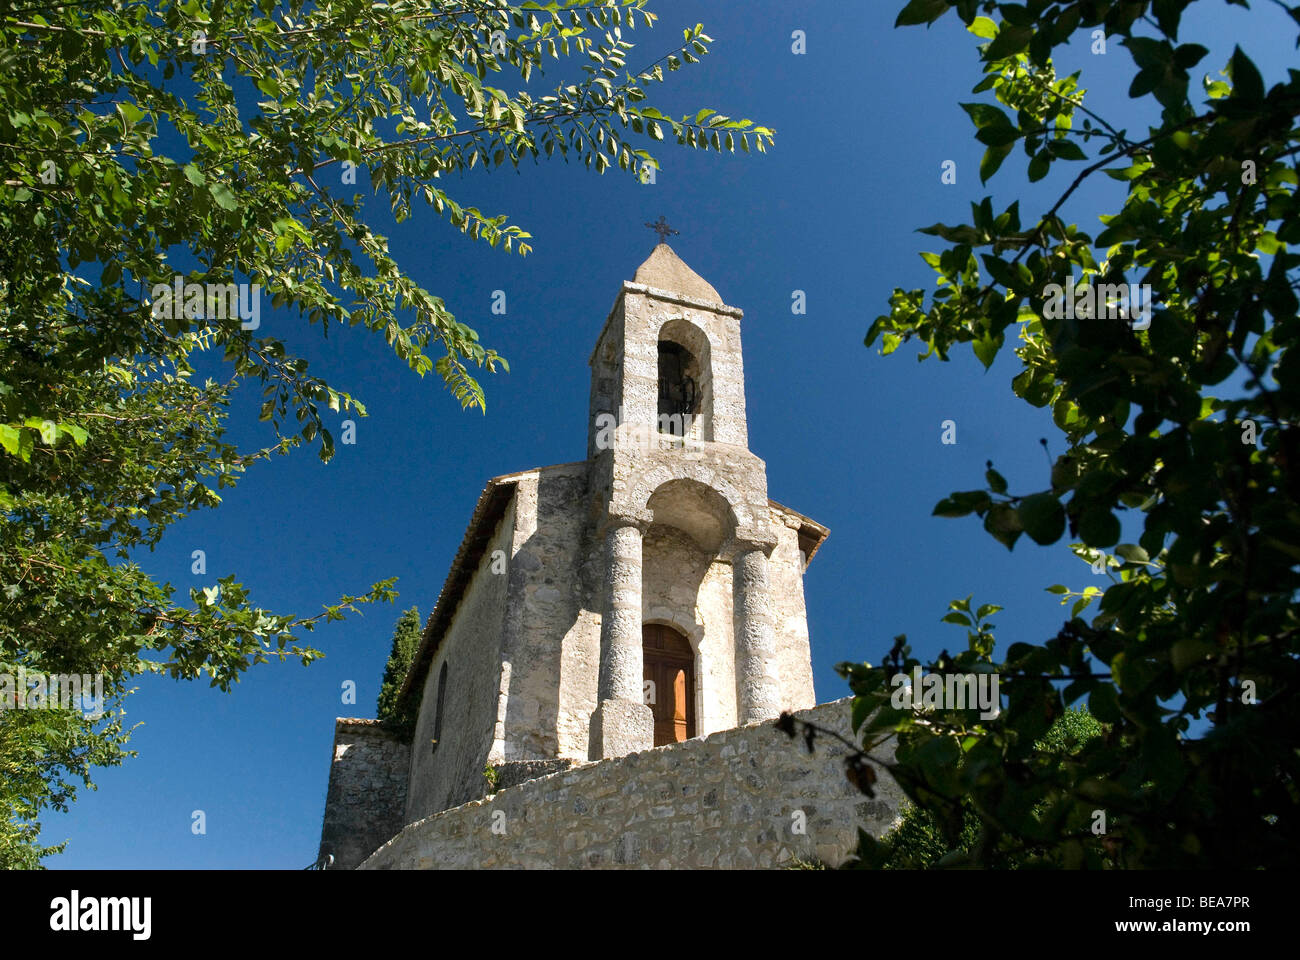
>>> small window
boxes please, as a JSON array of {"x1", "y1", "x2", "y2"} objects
[{"x1": 431, "y1": 662, "x2": 448, "y2": 754}]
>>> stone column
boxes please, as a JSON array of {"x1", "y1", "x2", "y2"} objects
[
  {"x1": 590, "y1": 519, "x2": 653, "y2": 758},
  {"x1": 733, "y1": 544, "x2": 780, "y2": 723}
]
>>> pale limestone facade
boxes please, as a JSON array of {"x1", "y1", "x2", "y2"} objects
[{"x1": 319, "y1": 245, "x2": 838, "y2": 868}]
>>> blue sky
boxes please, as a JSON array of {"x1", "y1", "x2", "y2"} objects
[{"x1": 42, "y1": 0, "x2": 1298, "y2": 867}]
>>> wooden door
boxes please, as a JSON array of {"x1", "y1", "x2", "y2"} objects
[{"x1": 643, "y1": 623, "x2": 696, "y2": 746}]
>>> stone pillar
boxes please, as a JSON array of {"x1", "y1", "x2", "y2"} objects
[
  {"x1": 733, "y1": 544, "x2": 780, "y2": 723},
  {"x1": 591, "y1": 519, "x2": 653, "y2": 758}
]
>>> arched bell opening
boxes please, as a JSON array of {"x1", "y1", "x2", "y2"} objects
[
  {"x1": 656, "y1": 318, "x2": 713, "y2": 441},
  {"x1": 657, "y1": 341, "x2": 698, "y2": 427}
]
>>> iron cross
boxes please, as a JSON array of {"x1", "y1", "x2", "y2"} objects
[{"x1": 645, "y1": 216, "x2": 679, "y2": 244}]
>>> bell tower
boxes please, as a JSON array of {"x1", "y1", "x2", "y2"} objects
[
  {"x1": 321, "y1": 235, "x2": 828, "y2": 855},
  {"x1": 584, "y1": 240, "x2": 786, "y2": 759},
  {"x1": 587, "y1": 242, "x2": 752, "y2": 457}
]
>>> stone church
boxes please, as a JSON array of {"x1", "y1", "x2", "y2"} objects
[{"x1": 316, "y1": 242, "x2": 895, "y2": 870}]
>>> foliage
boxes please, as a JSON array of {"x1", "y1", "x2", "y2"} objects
[
  {"x1": 0, "y1": 328, "x2": 398, "y2": 868},
  {"x1": 865, "y1": 708, "x2": 1105, "y2": 869},
  {"x1": 0, "y1": 0, "x2": 771, "y2": 865},
  {"x1": 376, "y1": 606, "x2": 422, "y2": 735},
  {"x1": 0, "y1": 696, "x2": 134, "y2": 868},
  {"x1": 483, "y1": 761, "x2": 500, "y2": 793},
  {"x1": 854, "y1": 0, "x2": 1300, "y2": 867}
]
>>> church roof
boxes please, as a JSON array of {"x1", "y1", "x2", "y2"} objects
[
  {"x1": 633, "y1": 243, "x2": 722, "y2": 304},
  {"x1": 769, "y1": 499, "x2": 831, "y2": 566}
]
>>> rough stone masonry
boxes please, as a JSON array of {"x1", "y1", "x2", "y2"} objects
[{"x1": 360, "y1": 699, "x2": 902, "y2": 870}]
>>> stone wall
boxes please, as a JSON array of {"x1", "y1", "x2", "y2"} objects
[
  {"x1": 500, "y1": 465, "x2": 591, "y2": 762},
  {"x1": 494, "y1": 759, "x2": 574, "y2": 792},
  {"x1": 360, "y1": 698, "x2": 900, "y2": 869},
  {"x1": 769, "y1": 508, "x2": 817, "y2": 712},
  {"x1": 319, "y1": 720, "x2": 410, "y2": 871},
  {"x1": 405, "y1": 501, "x2": 514, "y2": 823}
]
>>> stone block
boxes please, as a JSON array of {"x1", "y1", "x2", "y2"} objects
[{"x1": 590, "y1": 698, "x2": 653, "y2": 759}]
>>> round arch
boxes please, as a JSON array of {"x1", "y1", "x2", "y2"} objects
[{"x1": 644, "y1": 477, "x2": 738, "y2": 554}]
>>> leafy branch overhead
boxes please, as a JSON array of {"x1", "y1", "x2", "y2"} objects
[
  {"x1": 2, "y1": 0, "x2": 772, "y2": 439},
  {"x1": 854, "y1": 0, "x2": 1300, "y2": 868},
  {"x1": 0, "y1": 0, "x2": 773, "y2": 866}
]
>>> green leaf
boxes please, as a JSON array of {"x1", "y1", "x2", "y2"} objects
[
  {"x1": 1027, "y1": 150, "x2": 1050, "y2": 182},
  {"x1": 1173, "y1": 44, "x2": 1208, "y2": 70},
  {"x1": 980, "y1": 143, "x2": 1013, "y2": 183},
  {"x1": 0, "y1": 423, "x2": 20, "y2": 456},
  {"x1": 1078, "y1": 508, "x2": 1121, "y2": 548},
  {"x1": 895, "y1": 0, "x2": 950, "y2": 27},
  {"x1": 1203, "y1": 75, "x2": 1231, "y2": 99},
  {"x1": 984, "y1": 23, "x2": 1033, "y2": 60},
  {"x1": 13, "y1": 427, "x2": 33, "y2": 462},
  {"x1": 1228, "y1": 46, "x2": 1264, "y2": 101},
  {"x1": 1018, "y1": 493, "x2": 1066, "y2": 545},
  {"x1": 976, "y1": 124, "x2": 1020, "y2": 147},
  {"x1": 933, "y1": 490, "x2": 992, "y2": 518},
  {"x1": 1114, "y1": 543, "x2": 1149, "y2": 564},
  {"x1": 984, "y1": 502, "x2": 1023, "y2": 549},
  {"x1": 972, "y1": 335, "x2": 1000, "y2": 369},
  {"x1": 25, "y1": 417, "x2": 58, "y2": 444},
  {"x1": 981, "y1": 254, "x2": 1021, "y2": 290},
  {"x1": 209, "y1": 182, "x2": 238, "y2": 211},
  {"x1": 918, "y1": 222, "x2": 984, "y2": 244},
  {"x1": 1171, "y1": 636, "x2": 1213, "y2": 672},
  {"x1": 1152, "y1": 0, "x2": 1184, "y2": 39},
  {"x1": 961, "y1": 102, "x2": 1012, "y2": 130},
  {"x1": 58, "y1": 422, "x2": 88, "y2": 446},
  {"x1": 1048, "y1": 139, "x2": 1086, "y2": 161}
]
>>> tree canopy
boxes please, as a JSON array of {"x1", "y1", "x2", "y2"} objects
[
  {"x1": 0, "y1": 0, "x2": 773, "y2": 866},
  {"x1": 870, "y1": 708, "x2": 1105, "y2": 868},
  {"x1": 798, "y1": 0, "x2": 1299, "y2": 869}
]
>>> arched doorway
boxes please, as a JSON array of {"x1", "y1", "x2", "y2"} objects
[{"x1": 643, "y1": 623, "x2": 696, "y2": 746}]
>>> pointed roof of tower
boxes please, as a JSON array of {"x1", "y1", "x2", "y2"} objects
[{"x1": 633, "y1": 243, "x2": 722, "y2": 304}]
